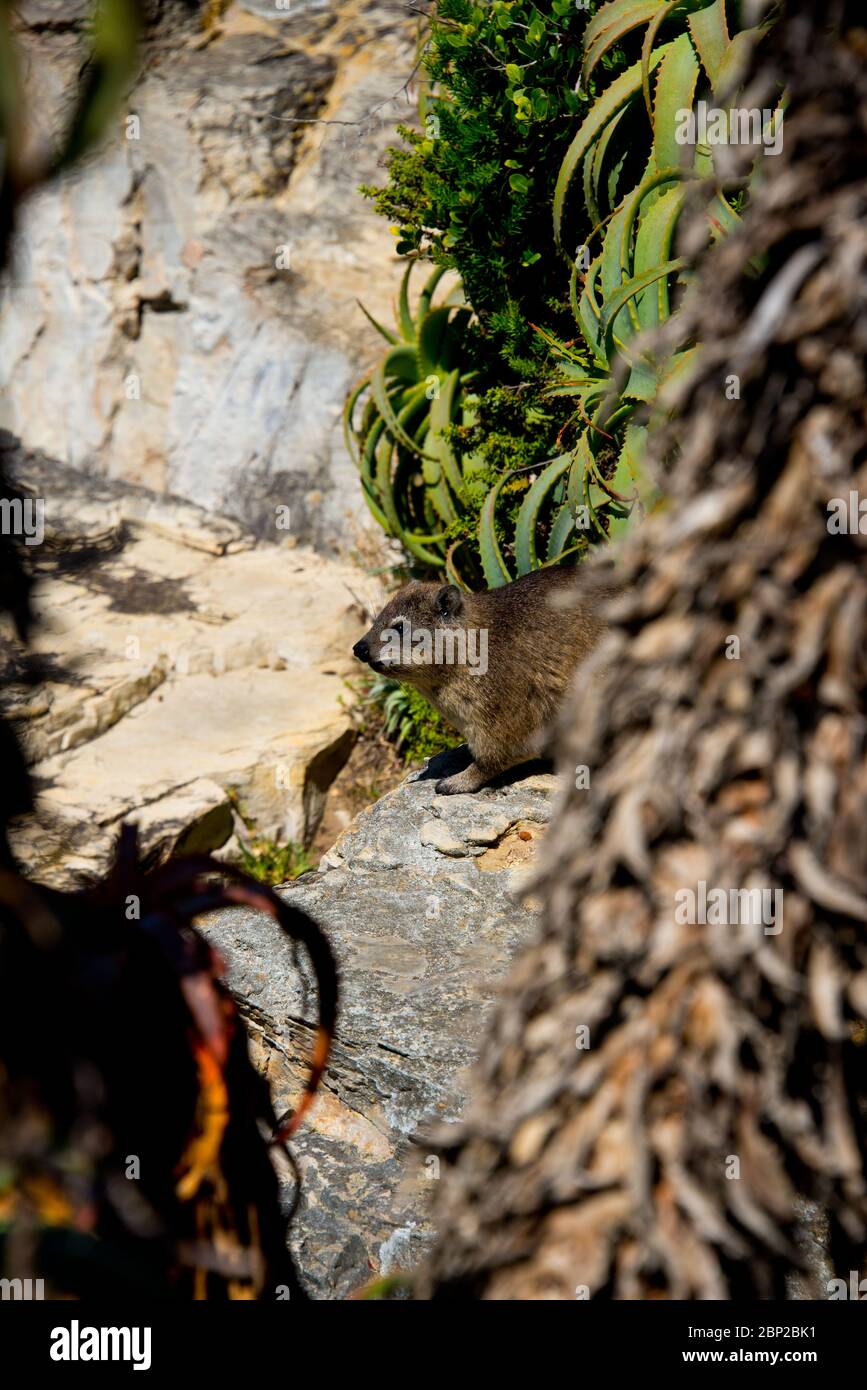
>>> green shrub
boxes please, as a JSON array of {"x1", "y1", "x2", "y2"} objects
[
  {"x1": 369, "y1": 674, "x2": 463, "y2": 764},
  {"x1": 361, "y1": 0, "x2": 613, "y2": 377}
]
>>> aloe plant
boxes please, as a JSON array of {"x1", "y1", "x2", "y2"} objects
[
  {"x1": 347, "y1": 1, "x2": 775, "y2": 589},
  {"x1": 542, "y1": 0, "x2": 768, "y2": 543},
  {"x1": 344, "y1": 262, "x2": 488, "y2": 573}
]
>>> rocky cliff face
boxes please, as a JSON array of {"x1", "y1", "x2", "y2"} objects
[{"x1": 0, "y1": 0, "x2": 414, "y2": 553}]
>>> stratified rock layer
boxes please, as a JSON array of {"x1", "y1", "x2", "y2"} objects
[{"x1": 3, "y1": 440, "x2": 372, "y2": 884}]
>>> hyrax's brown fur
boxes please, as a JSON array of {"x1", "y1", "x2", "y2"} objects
[{"x1": 353, "y1": 567, "x2": 610, "y2": 794}]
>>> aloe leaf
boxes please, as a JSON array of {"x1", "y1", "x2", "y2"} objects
[
  {"x1": 590, "y1": 105, "x2": 628, "y2": 221},
  {"x1": 576, "y1": 256, "x2": 606, "y2": 363},
  {"x1": 445, "y1": 540, "x2": 472, "y2": 591},
  {"x1": 514, "y1": 455, "x2": 572, "y2": 575},
  {"x1": 428, "y1": 368, "x2": 465, "y2": 497},
  {"x1": 422, "y1": 433, "x2": 458, "y2": 524},
  {"x1": 583, "y1": 0, "x2": 661, "y2": 82},
  {"x1": 707, "y1": 189, "x2": 741, "y2": 242},
  {"x1": 622, "y1": 356, "x2": 660, "y2": 401},
  {"x1": 397, "y1": 263, "x2": 415, "y2": 341},
  {"x1": 600, "y1": 203, "x2": 637, "y2": 344},
  {"x1": 358, "y1": 299, "x2": 401, "y2": 346},
  {"x1": 582, "y1": 464, "x2": 612, "y2": 540},
  {"x1": 688, "y1": 0, "x2": 730, "y2": 84},
  {"x1": 582, "y1": 144, "x2": 601, "y2": 232},
  {"x1": 598, "y1": 420, "x2": 647, "y2": 506},
  {"x1": 632, "y1": 183, "x2": 687, "y2": 327},
  {"x1": 546, "y1": 503, "x2": 576, "y2": 563},
  {"x1": 358, "y1": 483, "x2": 390, "y2": 532},
  {"x1": 372, "y1": 361, "x2": 435, "y2": 459},
  {"x1": 416, "y1": 306, "x2": 453, "y2": 379},
  {"x1": 640, "y1": 0, "x2": 691, "y2": 119},
  {"x1": 478, "y1": 477, "x2": 513, "y2": 588},
  {"x1": 342, "y1": 375, "x2": 369, "y2": 466},
  {"x1": 651, "y1": 31, "x2": 700, "y2": 173},
  {"x1": 382, "y1": 345, "x2": 420, "y2": 384},
  {"x1": 361, "y1": 415, "x2": 386, "y2": 490},
  {"x1": 418, "y1": 265, "x2": 448, "y2": 319},
  {"x1": 554, "y1": 45, "x2": 672, "y2": 246},
  {"x1": 376, "y1": 431, "x2": 443, "y2": 565},
  {"x1": 359, "y1": 418, "x2": 390, "y2": 530},
  {"x1": 599, "y1": 258, "x2": 687, "y2": 356},
  {"x1": 714, "y1": 25, "x2": 761, "y2": 98},
  {"x1": 652, "y1": 342, "x2": 702, "y2": 417}
]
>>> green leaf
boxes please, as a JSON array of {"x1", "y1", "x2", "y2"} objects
[
  {"x1": 372, "y1": 361, "x2": 432, "y2": 458},
  {"x1": 416, "y1": 306, "x2": 453, "y2": 378},
  {"x1": 632, "y1": 183, "x2": 687, "y2": 327},
  {"x1": 383, "y1": 344, "x2": 421, "y2": 384},
  {"x1": 397, "y1": 263, "x2": 415, "y2": 341},
  {"x1": 478, "y1": 476, "x2": 513, "y2": 588},
  {"x1": 554, "y1": 45, "x2": 672, "y2": 246},
  {"x1": 622, "y1": 356, "x2": 660, "y2": 401},
  {"x1": 714, "y1": 25, "x2": 761, "y2": 98},
  {"x1": 687, "y1": 0, "x2": 730, "y2": 84},
  {"x1": 639, "y1": 0, "x2": 690, "y2": 120},
  {"x1": 600, "y1": 202, "x2": 635, "y2": 348},
  {"x1": 546, "y1": 503, "x2": 576, "y2": 563},
  {"x1": 651, "y1": 31, "x2": 700, "y2": 172},
  {"x1": 342, "y1": 375, "x2": 369, "y2": 467},
  {"x1": 418, "y1": 265, "x2": 449, "y2": 319},
  {"x1": 428, "y1": 368, "x2": 465, "y2": 497},
  {"x1": 589, "y1": 104, "x2": 628, "y2": 221},
  {"x1": 514, "y1": 455, "x2": 572, "y2": 575},
  {"x1": 602, "y1": 420, "x2": 647, "y2": 505},
  {"x1": 599, "y1": 258, "x2": 687, "y2": 356},
  {"x1": 583, "y1": 0, "x2": 664, "y2": 84},
  {"x1": 574, "y1": 257, "x2": 605, "y2": 363},
  {"x1": 358, "y1": 299, "x2": 401, "y2": 346}
]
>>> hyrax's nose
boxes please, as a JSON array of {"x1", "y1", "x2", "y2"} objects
[{"x1": 353, "y1": 638, "x2": 370, "y2": 664}]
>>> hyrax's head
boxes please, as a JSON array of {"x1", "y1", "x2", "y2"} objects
[{"x1": 352, "y1": 582, "x2": 475, "y2": 685}]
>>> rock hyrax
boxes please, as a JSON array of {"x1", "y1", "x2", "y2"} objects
[{"x1": 352, "y1": 566, "x2": 610, "y2": 794}]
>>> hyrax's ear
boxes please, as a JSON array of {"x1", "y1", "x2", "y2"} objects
[{"x1": 436, "y1": 584, "x2": 463, "y2": 619}]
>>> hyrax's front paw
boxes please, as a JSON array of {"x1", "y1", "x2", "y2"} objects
[{"x1": 435, "y1": 763, "x2": 490, "y2": 795}]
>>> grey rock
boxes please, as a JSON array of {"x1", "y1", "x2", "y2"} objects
[
  {"x1": 418, "y1": 819, "x2": 467, "y2": 857},
  {"x1": 198, "y1": 749, "x2": 558, "y2": 1297}
]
